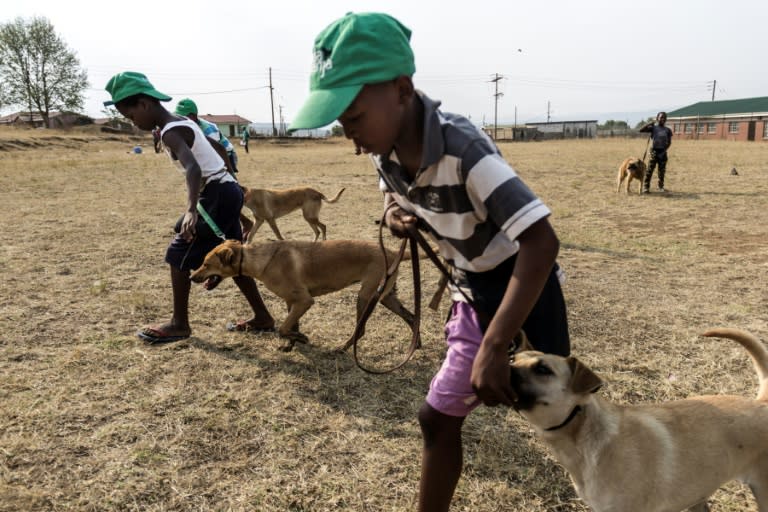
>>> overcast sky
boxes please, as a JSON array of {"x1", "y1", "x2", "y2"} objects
[{"x1": 2, "y1": 0, "x2": 766, "y2": 127}]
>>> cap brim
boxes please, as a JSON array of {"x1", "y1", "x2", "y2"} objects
[
  {"x1": 103, "y1": 89, "x2": 171, "y2": 107},
  {"x1": 288, "y1": 84, "x2": 362, "y2": 132}
]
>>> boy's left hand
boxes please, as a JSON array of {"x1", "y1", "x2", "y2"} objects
[{"x1": 470, "y1": 341, "x2": 517, "y2": 406}]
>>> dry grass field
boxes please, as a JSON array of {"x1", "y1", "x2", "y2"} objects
[{"x1": 1, "y1": 126, "x2": 767, "y2": 511}]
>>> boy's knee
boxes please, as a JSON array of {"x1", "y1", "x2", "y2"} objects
[{"x1": 418, "y1": 402, "x2": 462, "y2": 444}]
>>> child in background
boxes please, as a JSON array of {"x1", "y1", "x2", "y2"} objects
[
  {"x1": 104, "y1": 72, "x2": 274, "y2": 342},
  {"x1": 289, "y1": 13, "x2": 570, "y2": 511},
  {"x1": 174, "y1": 98, "x2": 240, "y2": 174}
]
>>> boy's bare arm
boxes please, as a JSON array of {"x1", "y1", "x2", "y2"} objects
[
  {"x1": 163, "y1": 127, "x2": 203, "y2": 241},
  {"x1": 470, "y1": 218, "x2": 560, "y2": 406}
]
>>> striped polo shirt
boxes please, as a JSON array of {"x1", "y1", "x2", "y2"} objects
[{"x1": 371, "y1": 92, "x2": 552, "y2": 300}]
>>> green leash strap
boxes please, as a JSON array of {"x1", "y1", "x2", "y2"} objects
[{"x1": 196, "y1": 202, "x2": 226, "y2": 240}]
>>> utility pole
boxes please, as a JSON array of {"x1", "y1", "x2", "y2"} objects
[
  {"x1": 278, "y1": 105, "x2": 284, "y2": 136},
  {"x1": 269, "y1": 67, "x2": 277, "y2": 137},
  {"x1": 490, "y1": 73, "x2": 504, "y2": 140},
  {"x1": 711, "y1": 79, "x2": 717, "y2": 101},
  {"x1": 547, "y1": 101, "x2": 551, "y2": 123}
]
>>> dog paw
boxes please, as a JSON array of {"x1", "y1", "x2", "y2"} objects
[
  {"x1": 278, "y1": 332, "x2": 308, "y2": 351},
  {"x1": 278, "y1": 341, "x2": 295, "y2": 352}
]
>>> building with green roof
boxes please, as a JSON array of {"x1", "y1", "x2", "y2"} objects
[{"x1": 667, "y1": 97, "x2": 768, "y2": 142}]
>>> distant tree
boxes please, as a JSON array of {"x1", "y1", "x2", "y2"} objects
[
  {"x1": 330, "y1": 124, "x2": 344, "y2": 137},
  {"x1": 598, "y1": 120, "x2": 629, "y2": 130},
  {"x1": 635, "y1": 117, "x2": 655, "y2": 129},
  {"x1": 0, "y1": 17, "x2": 89, "y2": 127}
]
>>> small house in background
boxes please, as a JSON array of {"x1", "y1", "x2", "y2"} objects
[
  {"x1": 483, "y1": 120, "x2": 597, "y2": 141},
  {"x1": 524, "y1": 120, "x2": 597, "y2": 140},
  {"x1": 93, "y1": 117, "x2": 137, "y2": 133},
  {"x1": 667, "y1": 97, "x2": 768, "y2": 141},
  {"x1": 199, "y1": 114, "x2": 251, "y2": 138},
  {"x1": 0, "y1": 111, "x2": 93, "y2": 129}
]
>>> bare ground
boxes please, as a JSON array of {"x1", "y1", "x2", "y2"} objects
[{"x1": 1, "y1": 127, "x2": 767, "y2": 511}]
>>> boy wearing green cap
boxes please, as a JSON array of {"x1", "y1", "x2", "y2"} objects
[
  {"x1": 174, "y1": 98, "x2": 241, "y2": 174},
  {"x1": 290, "y1": 13, "x2": 570, "y2": 511},
  {"x1": 104, "y1": 71, "x2": 274, "y2": 343}
]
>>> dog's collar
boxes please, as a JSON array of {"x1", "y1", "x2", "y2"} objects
[{"x1": 544, "y1": 405, "x2": 583, "y2": 431}]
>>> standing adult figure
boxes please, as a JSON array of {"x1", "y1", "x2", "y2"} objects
[
  {"x1": 639, "y1": 111, "x2": 673, "y2": 193},
  {"x1": 241, "y1": 125, "x2": 250, "y2": 153}
]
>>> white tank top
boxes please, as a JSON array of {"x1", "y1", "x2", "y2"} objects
[{"x1": 161, "y1": 118, "x2": 235, "y2": 185}]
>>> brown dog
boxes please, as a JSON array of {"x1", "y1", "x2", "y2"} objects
[
  {"x1": 509, "y1": 328, "x2": 768, "y2": 512},
  {"x1": 240, "y1": 185, "x2": 345, "y2": 242},
  {"x1": 190, "y1": 239, "x2": 415, "y2": 351},
  {"x1": 616, "y1": 157, "x2": 647, "y2": 195}
]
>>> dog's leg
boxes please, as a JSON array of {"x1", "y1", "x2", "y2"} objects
[
  {"x1": 277, "y1": 297, "x2": 313, "y2": 351},
  {"x1": 317, "y1": 220, "x2": 326, "y2": 241},
  {"x1": 336, "y1": 295, "x2": 369, "y2": 352},
  {"x1": 379, "y1": 292, "x2": 420, "y2": 348},
  {"x1": 246, "y1": 218, "x2": 265, "y2": 243},
  {"x1": 617, "y1": 172, "x2": 624, "y2": 193},
  {"x1": 239, "y1": 212, "x2": 254, "y2": 241},
  {"x1": 747, "y1": 464, "x2": 768, "y2": 511},
  {"x1": 308, "y1": 221, "x2": 321, "y2": 242},
  {"x1": 265, "y1": 219, "x2": 285, "y2": 240}
]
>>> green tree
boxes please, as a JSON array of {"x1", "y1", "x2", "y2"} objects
[
  {"x1": 598, "y1": 120, "x2": 629, "y2": 130},
  {"x1": 330, "y1": 124, "x2": 344, "y2": 137},
  {"x1": 635, "y1": 117, "x2": 655, "y2": 129},
  {"x1": 0, "y1": 17, "x2": 88, "y2": 127}
]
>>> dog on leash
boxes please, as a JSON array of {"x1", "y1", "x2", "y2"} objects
[
  {"x1": 190, "y1": 239, "x2": 415, "y2": 352},
  {"x1": 509, "y1": 328, "x2": 768, "y2": 512},
  {"x1": 616, "y1": 157, "x2": 647, "y2": 195},
  {"x1": 240, "y1": 185, "x2": 345, "y2": 242}
]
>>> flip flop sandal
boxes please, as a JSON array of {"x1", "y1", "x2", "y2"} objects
[{"x1": 137, "y1": 327, "x2": 191, "y2": 344}]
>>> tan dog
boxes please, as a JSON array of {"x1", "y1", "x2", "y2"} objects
[
  {"x1": 509, "y1": 328, "x2": 768, "y2": 512},
  {"x1": 190, "y1": 239, "x2": 415, "y2": 352},
  {"x1": 240, "y1": 185, "x2": 345, "y2": 242},
  {"x1": 616, "y1": 157, "x2": 647, "y2": 195}
]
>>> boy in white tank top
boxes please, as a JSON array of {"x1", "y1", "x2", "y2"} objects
[{"x1": 104, "y1": 71, "x2": 274, "y2": 343}]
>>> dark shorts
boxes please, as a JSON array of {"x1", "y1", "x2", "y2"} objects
[
  {"x1": 464, "y1": 256, "x2": 570, "y2": 356},
  {"x1": 165, "y1": 181, "x2": 243, "y2": 271}
]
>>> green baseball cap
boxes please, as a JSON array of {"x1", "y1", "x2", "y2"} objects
[
  {"x1": 175, "y1": 98, "x2": 198, "y2": 116},
  {"x1": 103, "y1": 71, "x2": 171, "y2": 106},
  {"x1": 288, "y1": 12, "x2": 415, "y2": 132}
]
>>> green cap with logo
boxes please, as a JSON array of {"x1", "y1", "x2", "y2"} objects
[
  {"x1": 174, "y1": 98, "x2": 198, "y2": 116},
  {"x1": 103, "y1": 71, "x2": 171, "y2": 106},
  {"x1": 288, "y1": 12, "x2": 415, "y2": 132}
]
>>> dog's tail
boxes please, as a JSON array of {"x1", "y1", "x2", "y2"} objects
[
  {"x1": 702, "y1": 328, "x2": 768, "y2": 401},
  {"x1": 322, "y1": 187, "x2": 346, "y2": 203}
]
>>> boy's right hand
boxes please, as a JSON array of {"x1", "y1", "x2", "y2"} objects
[
  {"x1": 385, "y1": 206, "x2": 417, "y2": 239},
  {"x1": 180, "y1": 211, "x2": 198, "y2": 241}
]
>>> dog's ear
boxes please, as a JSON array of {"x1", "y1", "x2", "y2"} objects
[
  {"x1": 567, "y1": 357, "x2": 603, "y2": 394},
  {"x1": 217, "y1": 246, "x2": 235, "y2": 267}
]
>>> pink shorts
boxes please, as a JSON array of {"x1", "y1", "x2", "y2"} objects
[{"x1": 426, "y1": 302, "x2": 483, "y2": 417}]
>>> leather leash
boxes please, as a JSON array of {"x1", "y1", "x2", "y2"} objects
[
  {"x1": 350, "y1": 204, "x2": 492, "y2": 373},
  {"x1": 350, "y1": 204, "x2": 422, "y2": 374}
]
